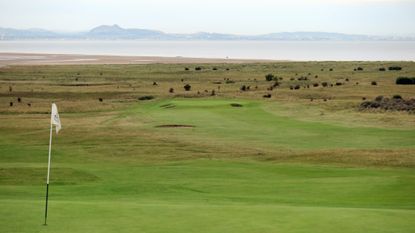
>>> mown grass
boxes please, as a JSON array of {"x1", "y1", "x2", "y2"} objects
[{"x1": 0, "y1": 62, "x2": 414, "y2": 233}]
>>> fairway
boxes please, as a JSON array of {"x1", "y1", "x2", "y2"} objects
[{"x1": 1, "y1": 62, "x2": 415, "y2": 233}]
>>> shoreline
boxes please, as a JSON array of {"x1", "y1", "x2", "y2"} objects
[{"x1": 0, "y1": 53, "x2": 275, "y2": 66}]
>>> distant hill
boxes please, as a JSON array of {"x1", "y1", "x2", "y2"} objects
[
  {"x1": 86, "y1": 24, "x2": 165, "y2": 39},
  {"x1": 0, "y1": 24, "x2": 413, "y2": 41}
]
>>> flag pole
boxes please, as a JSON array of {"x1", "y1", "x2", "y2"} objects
[{"x1": 44, "y1": 111, "x2": 53, "y2": 226}]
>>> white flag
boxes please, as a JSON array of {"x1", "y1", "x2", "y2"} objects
[{"x1": 51, "y1": 103, "x2": 61, "y2": 133}]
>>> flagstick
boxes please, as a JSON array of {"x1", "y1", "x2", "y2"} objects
[{"x1": 44, "y1": 117, "x2": 53, "y2": 226}]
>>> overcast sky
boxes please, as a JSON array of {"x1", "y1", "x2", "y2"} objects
[{"x1": 0, "y1": 0, "x2": 414, "y2": 36}]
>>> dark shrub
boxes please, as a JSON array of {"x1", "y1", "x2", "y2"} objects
[
  {"x1": 321, "y1": 82, "x2": 328, "y2": 87},
  {"x1": 230, "y1": 103, "x2": 243, "y2": 107},
  {"x1": 138, "y1": 96, "x2": 155, "y2": 101},
  {"x1": 263, "y1": 94, "x2": 271, "y2": 98},
  {"x1": 345, "y1": 78, "x2": 349, "y2": 82},
  {"x1": 392, "y1": 95, "x2": 402, "y2": 99},
  {"x1": 195, "y1": 67, "x2": 202, "y2": 71},
  {"x1": 153, "y1": 82, "x2": 158, "y2": 86},
  {"x1": 355, "y1": 82, "x2": 359, "y2": 85},
  {"x1": 362, "y1": 97, "x2": 366, "y2": 100},
  {"x1": 371, "y1": 81, "x2": 377, "y2": 86},
  {"x1": 211, "y1": 90, "x2": 216, "y2": 96},
  {"x1": 213, "y1": 67, "x2": 218, "y2": 70},
  {"x1": 379, "y1": 68, "x2": 386, "y2": 71},
  {"x1": 294, "y1": 85, "x2": 300, "y2": 90},
  {"x1": 169, "y1": 88, "x2": 174, "y2": 93},
  {"x1": 314, "y1": 75, "x2": 318, "y2": 78},
  {"x1": 396, "y1": 77, "x2": 415, "y2": 85},
  {"x1": 98, "y1": 98, "x2": 103, "y2": 102},
  {"x1": 329, "y1": 68, "x2": 333, "y2": 71},
  {"x1": 313, "y1": 83, "x2": 319, "y2": 87},
  {"x1": 357, "y1": 67, "x2": 363, "y2": 71},
  {"x1": 369, "y1": 101, "x2": 381, "y2": 108},
  {"x1": 375, "y1": 96, "x2": 384, "y2": 102},
  {"x1": 226, "y1": 68, "x2": 230, "y2": 71},
  {"x1": 335, "y1": 82, "x2": 342, "y2": 86},
  {"x1": 273, "y1": 81, "x2": 280, "y2": 87},
  {"x1": 225, "y1": 80, "x2": 235, "y2": 84},
  {"x1": 9, "y1": 86, "x2": 12, "y2": 92},
  {"x1": 100, "y1": 72, "x2": 103, "y2": 76},
  {"x1": 17, "y1": 97, "x2": 21, "y2": 103},
  {"x1": 9, "y1": 102, "x2": 13, "y2": 107},
  {"x1": 185, "y1": 67, "x2": 189, "y2": 71},
  {"x1": 27, "y1": 103, "x2": 31, "y2": 107},
  {"x1": 267, "y1": 86, "x2": 274, "y2": 91},
  {"x1": 290, "y1": 78, "x2": 295, "y2": 81},
  {"x1": 184, "y1": 84, "x2": 191, "y2": 91},
  {"x1": 181, "y1": 78, "x2": 184, "y2": 82},
  {"x1": 240, "y1": 85, "x2": 247, "y2": 91},
  {"x1": 388, "y1": 66, "x2": 402, "y2": 71},
  {"x1": 265, "y1": 74, "x2": 274, "y2": 81}
]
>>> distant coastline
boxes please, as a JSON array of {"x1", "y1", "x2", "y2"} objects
[{"x1": 1, "y1": 24, "x2": 414, "y2": 41}]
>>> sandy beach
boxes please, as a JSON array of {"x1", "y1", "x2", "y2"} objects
[{"x1": 0, "y1": 53, "x2": 272, "y2": 66}]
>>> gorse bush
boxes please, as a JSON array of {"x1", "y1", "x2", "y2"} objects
[
  {"x1": 396, "y1": 77, "x2": 415, "y2": 85},
  {"x1": 265, "y1": 74, "x2": 274, "y2": 81},
  {"x1": 184, "y1": 84, "x2": 191, "y2": 91},
  {"x1": 388, "y1": 66, "x2": 402, "y2": 71}
]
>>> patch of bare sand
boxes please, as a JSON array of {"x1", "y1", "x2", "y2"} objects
[{"x1": 0, "y1": 53, "x2": 274, "y2": 66}]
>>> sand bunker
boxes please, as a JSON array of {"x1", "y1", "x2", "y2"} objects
[{"x1": 155, "y1": 124, "x2": 195, "y2": 128}]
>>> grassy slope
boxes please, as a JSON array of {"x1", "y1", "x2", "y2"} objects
[
  {"x1": 0, "y1": 62, "x2": 414, "y2": 233},
  {"x1": 134, "y1": 99, "x2": 415, "y2": 150}
]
